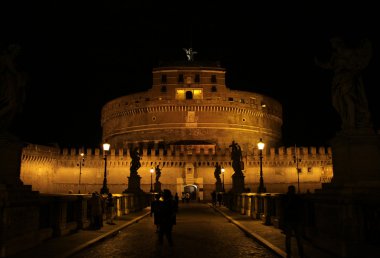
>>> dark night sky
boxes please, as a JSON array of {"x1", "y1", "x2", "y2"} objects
[{"x1": 2, "y1": 1, "x2": 380, "y2": 149}]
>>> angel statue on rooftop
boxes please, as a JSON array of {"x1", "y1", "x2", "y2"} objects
[{"x1": 183, "y1": 48, "x2": 197, "y2": 62}]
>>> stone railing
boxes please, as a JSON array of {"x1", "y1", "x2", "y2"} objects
[
  {"x1": 37, "y1": 192, "x2": 150, "y2": 239},
  {"x1": 238, "y1": 193, "x2": 284, "y2": 227},
  {"x1": 224, "y1": 192, "x2": 311, "y2": 231}
]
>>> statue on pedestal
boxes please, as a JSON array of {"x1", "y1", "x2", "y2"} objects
[
  {"x1": 214, "y1": 163, "x2": 223, "y2": 192},
  {"x1": 130, "y1": 147, "x2": 141, "y2": 177},
  {"x1": 0, "y1": 44, "x2": 27, "y2": 186},
  {"x1": 229, "y1": 141, "x2": 245, "y2": 193},
  {"x1": 214, "y1": 163, "x2": 222, "y2": 184},
  {"x1": 229, "y1": 141, "x2": 243, "y2": 176},
  {"x1": 316, "y1": 37, "x2": 373, "y2": 132},
  {"x1": 0, "y1": 44, "x2": 27, "y2": 132},
  {"x1": 154, "y1": 165, "x2": 162, "y2": 192},
  {"x1": 155, "y1": 165, "x2": 161, "y2": 183},
  {"x1": 125, "y1": 147, "x2": 142, "y2": 193}
]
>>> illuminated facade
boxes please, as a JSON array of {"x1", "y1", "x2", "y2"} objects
[
  {"x1": 20, "y1": 61, "x2": 333, "y2": 199},
  {"x1": 101, "y1": 61, "x2": 282, "y2": 150}
]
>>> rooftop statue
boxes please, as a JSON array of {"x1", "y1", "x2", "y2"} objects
[
  {"x1": 183, "y1": 48, "x2": 197, "y2": 62},
  {"x1": 316, "y1": 37, "x2": 373, "y2": 131}
]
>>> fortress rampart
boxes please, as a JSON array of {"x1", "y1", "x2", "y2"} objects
[
  {"x1": 20, "y1": 62, "x2": 333, "y2": 199},
  {"x1": 101, "y1": 64, "x2": 283, "y2": 150},
  {"x1": 21, "y1": 144, "x2": 333, "y2": 198}
]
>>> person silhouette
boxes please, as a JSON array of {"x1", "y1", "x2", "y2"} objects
[
  {"x1": 282, "y1": 185, "x2": 305, "y2": 258},
  {"x1": 157, "y1": 189, "x2": 176, "y2": 246},
  {"x1": 151, "y1": 193, "x2": 161, "y2": 233},
  {"x1": 211, "y1": 191, "x2": 217, "y2": 206}
]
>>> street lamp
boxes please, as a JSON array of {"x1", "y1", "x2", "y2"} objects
[
  {"x1": 77, "y1": 152, "x2": 85, "y2": 193},
  {"x1": 100, "y1": 143, "x2": 110, "y2": 195},
  {"x1": 257, "y1": 138, "x2": 266, "y2": 193},
  {"x1": 294, "y1": 144, "x2": 301, "y2": 194},
  {"x1": 150, "y1": 167, "x2": 154, "y2": 192},
  {"x1": 221, "y1": 166, "x2": 225, "y2": 192}
]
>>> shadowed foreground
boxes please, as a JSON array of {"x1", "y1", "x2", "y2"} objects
[{"x1": 71, "y1": 202, "x2": 278, "y2": 258}]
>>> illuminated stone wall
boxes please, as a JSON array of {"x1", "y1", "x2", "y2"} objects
[
  {"x1": 20, "y1": 144, "x2": 333, "y2": 199},
  {"x1": 101, "y1": 63, "x2": 283, "y2": 150}
]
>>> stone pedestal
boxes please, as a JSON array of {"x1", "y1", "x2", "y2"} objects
[
  {"x1": 1, "y1": 184, "x2": 41, "y2": 257},
  {"x1": 0, "y1": 133, "x2": 24, "y2": 186},
  {"x1": 154, "y1": 182, "x2": 161, "y2": 192},
  {"x1": 311, "y1": 131, "x2": 380, "y2": 257},
  {"x1": 215, "y1": 181, "x2": 223, "y2": 192},
  {"x1": 329, "y1": 131, "x2": 380, "y2": 188},
  {"x1": 124, "y1": 175, "x2": 142, "y2": 194},
  {"x1": 0, "y1": 133, "x2": 42, "y2": 256},
  {"x1": 232, "y1": 173, "x2": 245, "y2": 193}
]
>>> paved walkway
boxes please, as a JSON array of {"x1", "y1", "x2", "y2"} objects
[
  {"x1": 10, "y1": 203, "x2": 337, "y2": 258},
  {"x1": 211, "y1": 204, "x2": 337, "y2": 258},
  {"x1": 10, "y1": 209, "x2": 152, "y2": 258}
]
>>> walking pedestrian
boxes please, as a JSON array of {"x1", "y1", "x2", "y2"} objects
[
  {"x1": 174, "y1": 193, "x2": 179, "y2": 211},
  {"x1": 185, "y1": 192, "x2": 190, "y2": 203},
  {"x1": 151, "y1": 193, "x2": 161, "y2": 233},
  {"x1": 105, "y1": 193, "x2": 115, "y2": 225},
  {"x1": 211, "y1": 191, "x2": 217, "y2": 206},
  {"x1": 217, "y1": 192, "x2": 223, "y2": 206},
  {"x1": 282, "y1": 185, "x2": 305, "y2": 258},
  {"x1": 181, "y1": 192, "x2": 185, "y2": 203},
  {"x1": 157, "y1": 189, "x2": 176, "y2": 246}
]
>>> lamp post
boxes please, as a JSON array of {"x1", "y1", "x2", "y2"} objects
[
  {"x1": 294, "y1": 144, "x2": 301, "y2": 194},
  {"x1": 77, "y1": 152, "x2": 85, "y2": 193},
  {"x1": 150, "y1": 167, "x2": 154, "y2": 192},
  {"x1": 257, "y1": 138, "x2": 266, "y2": 193},
  {"x1": 221, "y1": 167, "x2": 225, "y2": 192},
  {"x1": 100, "y1": 143, "x2": 110, "y2": 195}
]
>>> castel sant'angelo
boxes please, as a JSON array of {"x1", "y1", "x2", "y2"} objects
[{"x1": 20, "y1": 49, "x2": 333, "y2": 200}]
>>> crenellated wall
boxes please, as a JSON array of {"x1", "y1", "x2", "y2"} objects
[{"x1": 20, "y1": 143, "x2": 333, "y2": 198}]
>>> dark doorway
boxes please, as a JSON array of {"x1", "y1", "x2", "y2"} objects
[
  {"x1": 185, "y1": 91, "x2": 193, "y2": 99},
  {"x1": 184, "y1": 185, "x2": 197, "y2": 200}
]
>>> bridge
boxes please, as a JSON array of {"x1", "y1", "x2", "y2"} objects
[{"x1": 9, "y1": 195, "x2": 336, "y2": 258}]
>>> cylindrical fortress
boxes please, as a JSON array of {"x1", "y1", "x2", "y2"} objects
[{"x1": 101, "y1": 61, "x2": 283, "y2": 150}]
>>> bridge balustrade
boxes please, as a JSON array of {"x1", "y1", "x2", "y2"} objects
[{"x1": 37, "y1": 193, "x2": 148, "y2": 240}]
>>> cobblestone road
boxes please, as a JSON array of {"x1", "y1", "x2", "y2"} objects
[{"x1": 71, "y1": 203, "x2": 279, "y2": 258}]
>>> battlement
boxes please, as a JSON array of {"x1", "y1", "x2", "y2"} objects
[
  {"x1": 52, "y1": 145, "x2": 332, "y2": 159},
  {"x1": 21, "y1": 144, "x2": 60, "y2": 164}
]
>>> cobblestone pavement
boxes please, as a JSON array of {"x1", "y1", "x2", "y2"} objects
[{"x1": 70, "y1": 202, "x2": 279, "y2": 258}]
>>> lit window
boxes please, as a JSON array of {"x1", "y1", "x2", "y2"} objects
[{"x1": 176, "y1": 88, "x2": 203, "y2": 100}]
